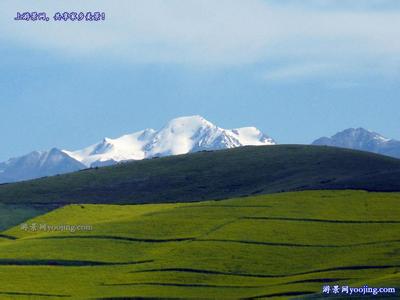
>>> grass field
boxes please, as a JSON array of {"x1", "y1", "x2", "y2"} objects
[{"x1": 0, "y1": 190, "x2": 399, "y2": 299}]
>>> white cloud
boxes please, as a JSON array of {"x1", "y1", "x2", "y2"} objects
[
  {"x1": 0, "y1": 0, "x2": 399, "y2": 78},
  {"x1": 263, "y1": 63, "x2": 336, "y2": 81}
]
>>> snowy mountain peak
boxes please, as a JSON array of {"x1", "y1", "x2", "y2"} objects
[
  {"x1": 229, "y1": 127, "x2": 274, "y2": 145},
  {"x1": 342, "y1": 127, "x2": 380, "y2": 136},
  {"x1": 65, "y1": 116, "x2": 275, "y2": 167},
  {"x1": 312, "y1": 127, "x2": 400, "y2": 158},
  {"x1": 0, "y1": 148, "x2": 85, "y2": 183},
  {"x1": 0, "y1": 116, "x2": 275, "y2": 183},
  {"x1": 313, "y1": 128, "x2": 391, "y2": 147},
  {"x1": 166, "y1": 115, "x2": 213, "y2": 128}
]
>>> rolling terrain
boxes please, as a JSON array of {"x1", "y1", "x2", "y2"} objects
[
  {"x1": 0, "y1": 145, "x2": 399, "y2": 299},
  {"x1": 0, "y1": 190, "x2": 398, "y2": 299},
  {"x1": 1, "y1": 145, "x2": 400, "y2": 207}
]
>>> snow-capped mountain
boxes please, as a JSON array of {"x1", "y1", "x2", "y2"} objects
[
  {"x1": 0, "y1": 116, "x2": 275, "y2": 183},
  {"x1": 0, "y1": 148, "x2": 86, "y2": 184},
  {"x1": 64, "y1": 129, "x2": 157, "y2": 167},
  {"x1": 312, "y1": 128, "x2": 400, "y2": 158},
  {"x1": 64, "y1": 116, "x2": 275, "y2": 167}
]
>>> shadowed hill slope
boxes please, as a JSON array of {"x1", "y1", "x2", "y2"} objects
[{"x1": 0, "y1": 145, "x2": 400, "y2": 205}]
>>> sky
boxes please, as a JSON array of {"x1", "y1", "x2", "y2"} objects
[{"x1": 0, "y1": 0, "x2": 399, "y2": 161}]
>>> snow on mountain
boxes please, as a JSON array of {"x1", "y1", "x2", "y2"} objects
[
  {"x1": 0, "y1": 148, "x2": 86, "y2": 184},
  {"x1": 65, "y1": 115, "x2": 276, "y2": 167},
  {"x1": 312, "y1": 128, "x2": 400, "y2": 159},
  {"x1": 0, "y1": 116, "x2": 275, "y2": 183},
  {"x1": 64, "y1": 129, "x2": 156, "y2": 167}
]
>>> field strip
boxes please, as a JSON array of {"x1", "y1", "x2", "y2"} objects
[
  {"x1": 0, "y1": 234, "x2": 17, "y2": 240},
  {"x1": 194, "y1": 238, "x2": 400, "y2": 248},
  {"x1": 129, "y1": 265, "x2": 400, "y2": 278},
  {"x1": 200, "y1": 219, "x2": 239, "y2": 237},
  {"x1": 244, "y1": 217, "x2": 400, "y2": 223},
  {"x1": 241, "y1": 290, "x2": 316, "y2": 299},
  {"x1": 281, "y1": 277, "x2": 350, "y2": 284},
  {"x1": 37, "y1": 235, "x2": 195, "y2": 243},
  {"x1": 129, "y1": 268, "x2": 282, "y2": 278},
  {"x1": 0, "y1": 259, "x2": 154, "y2": 266},
  {"x1": 101, "y1": 282, "x2": 265, "y2": 288},
  {"x1": 0, "y1": 291, "x2": 70, "y2": 298},
  {"x1": 198, "y1": 206, "x2": 273, "y2": 238},
  {"x1": 176, "y1": 205, "x2": 273, "y2": 208}
]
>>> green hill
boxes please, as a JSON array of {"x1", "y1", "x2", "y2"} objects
[
  {"x1": 0, "y1": 190, "x2": 398, "y2": 299},
  {"x1": 1, "y1": 145, "x2": 400, "y2": 206}
]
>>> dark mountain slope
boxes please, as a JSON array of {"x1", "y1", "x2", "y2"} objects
[{"x1": 0, "y1": 145, "x2": 400, "y2": 205}]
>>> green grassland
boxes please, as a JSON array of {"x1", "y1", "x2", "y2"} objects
[
  {"x1": 1, "y1": 145, "x2": 400, "y2": 207},
  {"x1": 0, "y1": 190, "x2": 398, "y2": 299}
]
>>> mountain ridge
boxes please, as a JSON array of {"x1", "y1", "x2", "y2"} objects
[
  {"x1": 1, "y1": 145, "x2": 400, "y2": 206},
  {"x1": 0, "y1": 148, "x2": 85, "y2": 183},
  {"x1": 312, "y1": 127, "x2": 400, "y2": 158},
  {"x1": 3, "y1": 120, "x2": 400, "y2": 185},
  {"x1": 64, "y1": 115, "x2": 275, "y2": 167},
  {"x1": 0, "y1": 116, "x2": 275, "y2": 184}
]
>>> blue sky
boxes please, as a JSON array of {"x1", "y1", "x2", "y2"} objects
[{"x1": 0, "y1": 0, "x2": 399, "y2": 160}]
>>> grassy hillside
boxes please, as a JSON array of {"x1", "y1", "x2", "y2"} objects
[
  {"x1": 0, "y1": 204, "x2": 52, "y2": 231},
  {"x1": 1, "y1": 145, "x2": 400, "y2": 206},
  {"x1": 0, "y1": 190, "x2": 398, "y2": 299}
]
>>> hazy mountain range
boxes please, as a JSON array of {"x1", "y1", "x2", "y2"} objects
[
  {"x1": 312, "y1": 128, "x2": 400, "y2": 158},
  {"x1": 0, "y1": 116, "x2": 275, "y2": 183},
  {"x1": 0, "y1": 148, "x2": 86, "y2": 184},
  {"x1": 1, "y1": 116, "x2": 399, "y2": 184}
]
